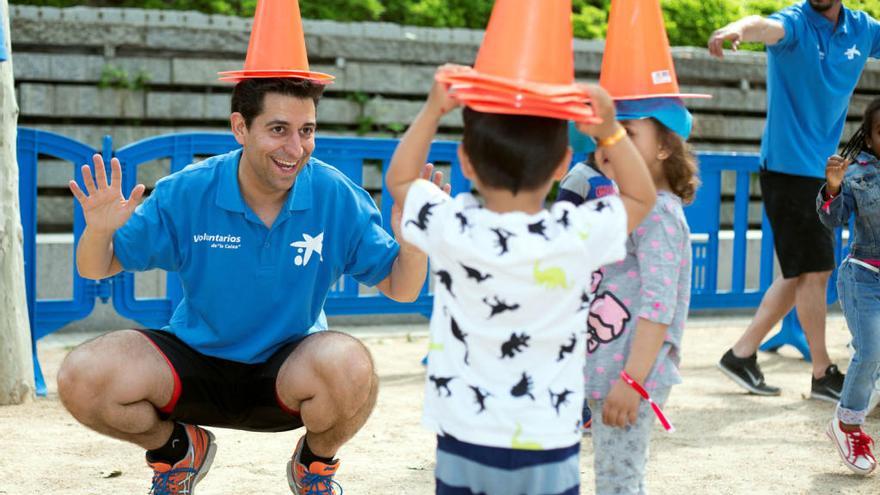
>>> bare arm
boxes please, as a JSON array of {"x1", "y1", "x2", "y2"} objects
[
  {"x1": 385, "y1": 64, "x2": 465, "y2": 206},
  {"x1": 375, "y1": 65, "x2": 464, "y2": 302},
  {"x1": 375, "y1": 164, "x2": 450, "y2": 302},
  {"x1": 69, "y1": 154, "x2": 145, "y2": 280},
  {"x1": 576, "y1": 85, "x2": 656, "y2": 233},
  {"x1": 708, "y1": 15, "x2": 785, "y2": 58},
  {"x1": 602, "y1": 319, "x2": 669, "y2": 428}
]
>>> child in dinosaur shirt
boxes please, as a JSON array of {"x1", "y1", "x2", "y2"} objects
[{"x1": 385, "y1": 66, "x2": 656, "y2": 495}]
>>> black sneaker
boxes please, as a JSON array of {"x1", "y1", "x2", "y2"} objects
[
  {"x1": 811, "y1": 364, "x2": 845, "y2": 403},
  {"x1": 717, "y1": 349, "x2": 782, "y2": 396}
]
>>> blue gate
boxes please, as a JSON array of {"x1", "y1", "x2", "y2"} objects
[{"x1": 19, "y1": 129, "x2": 845, "y2": 394}]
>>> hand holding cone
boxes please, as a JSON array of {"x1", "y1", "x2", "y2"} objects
[{"x1": 436, "y1": 0, "x2": 600, "y2": 123}]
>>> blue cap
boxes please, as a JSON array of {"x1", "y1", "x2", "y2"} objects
[
  {"x1": 568, "y1": 121, "x2": 596, "y2": 153},
  {"x1": 616, "y1": 97, "x2": 693, "y2": 139},
  {"x1": 568, "y1": 97, "x2": 693, "y2": 153}
]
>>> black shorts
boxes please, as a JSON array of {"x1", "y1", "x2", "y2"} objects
[
  {"x1": 138, "y1": 329, "x2": 306, "y2": 432},
  {"x1": 760, "y1": 169, "x2": 835, "y2": 278}
]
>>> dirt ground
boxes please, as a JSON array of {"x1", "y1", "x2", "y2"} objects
[{"x1": 2, "y1": 315, "x2": 879, "y2": 494}]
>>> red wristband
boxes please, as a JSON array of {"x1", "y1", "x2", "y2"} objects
[{"x1": 620, "y1": 370, "x2": 675, "y2": 433}]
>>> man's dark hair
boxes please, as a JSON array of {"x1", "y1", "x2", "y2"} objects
[
  {"x1": 461, "y1": 108, "x2": 568, "y2": 194},
  {"x1": 231, "y1": 78, "x2": 325, "y2": 128}
]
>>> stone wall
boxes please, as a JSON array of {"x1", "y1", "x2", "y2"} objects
[{"x1": 11, "y1": 4, "x2": 880, "y2": 231}]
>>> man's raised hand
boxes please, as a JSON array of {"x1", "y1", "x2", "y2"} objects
[{"x1": 68, "y1": 154, "x2": 146, "y2": 235}]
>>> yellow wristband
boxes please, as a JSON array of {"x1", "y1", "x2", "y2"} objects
[{"x1": 597, "y1": 125, "x2": 626, "y2": 148}]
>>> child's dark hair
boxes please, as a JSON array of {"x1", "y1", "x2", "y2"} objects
[
  {"x1": 462, "y1": 108, "x2": 568, "y2": 194},
  {"x1": 231, "y1": 78, "x2": 325, "y2": 128},
  {"x1": 656, "y1": 121, "x2": 700, "y2": 204},
  {"x1": 841, "y1": 97, "x2": 880, "y2": 160}
]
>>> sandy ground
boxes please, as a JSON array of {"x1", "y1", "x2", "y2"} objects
[{"x1": 2, "y1": 315, "x2": 879, "y2": 495}]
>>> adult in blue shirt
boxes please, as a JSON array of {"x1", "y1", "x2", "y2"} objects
[
  {"x1": 709, "y1": 1, "x2": 880, "y2": 401},
  {"x1": 57, "y1": 78, "x2": 442, "y2": 494}
]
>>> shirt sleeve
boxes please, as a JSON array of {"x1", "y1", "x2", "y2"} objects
[
  {"x1": 768, "y1": 7, "x2": 803, "y2": 52},
  {"x1": 816, "y1": 181, "x2": 855, "y2": 229},
  {"x1": 634, "y1": 208, "x2": 685, "y2": 325},
  {"x1": 557, "y1": 163, "x2": 594, "y2": 206},
  {"x1": 401, "y1": 179, "x2": 452, "y2": 256},
  {"x1": 869, "y1": 16, "x2": 880, "y2": 58},
  {"x1": 113, "y1": 183, "x2": 181, "y2": 272},
  {"x1": 569, "y1": 195, "x2": 628, "y2": 268},
  {"x1": 343, "y1": 188, "x2": 400, "y2": 287}
]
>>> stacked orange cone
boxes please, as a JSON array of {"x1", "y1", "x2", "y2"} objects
[
  {"x1": 218, "y1": 0, "x2": 334, "y2": 84},
  {"x1": 600, "y1": 0, "x2": 709, "y2": 101},
  {"x1": 436, "y1": 0, "x2": 599, "y2": 122}
]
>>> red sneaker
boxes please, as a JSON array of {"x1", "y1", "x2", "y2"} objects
[
  {"x1": 287, "y1": 436, "x2": 342, "y2": 495},
  {"x1": 148, "y1": 424, "x2": 217, "y2": 494},
  {"x1": 827, "y1": 418, "x2": 877, "y2": 475}
]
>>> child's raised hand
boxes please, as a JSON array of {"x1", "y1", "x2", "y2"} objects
[
  {"x1": 825, "y1": 154, "x2": 850, "y2": 195},
  {"x1": 427, "y1": 64, "x2": 468, "y2": 117},
  {"x1": 575, "y1": 84, "x2": 620, "y2": 141},
  {"x1": 602, "y1": 379, "x2": 641, "y2": 429}
]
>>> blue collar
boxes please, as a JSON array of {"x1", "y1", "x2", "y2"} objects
[
  {"x1": 857, "y1": 150, "x2": 880, "y2": 166},
  {"x1": 215, "y1": 148, "x2": 314, "y2": 213},
  {"x1": 803, "y1": 1, "x2": 850, "y2": 35}
]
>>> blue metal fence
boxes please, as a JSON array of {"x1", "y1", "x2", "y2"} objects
[{"x1": 18, "y1": 129, "x2": 843, "y2": 394}]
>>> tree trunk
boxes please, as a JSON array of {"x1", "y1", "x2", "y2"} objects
[{"x1": 0, "y1": 0, "x2": 35, "y2": 405}]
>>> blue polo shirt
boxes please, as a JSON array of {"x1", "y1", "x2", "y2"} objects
[
  {"x1": 113, "y1": 149, "x2": 399, "y2": 363},
  {"x1": 762, "y1": 2, "x2": 880, "y2": 178}
]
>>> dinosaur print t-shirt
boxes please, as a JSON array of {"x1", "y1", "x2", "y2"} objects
[
  {"x1": 584, "y1": 191, "x2": 691, "y2": 399},
  {"x1": 402, "y1": 179, "x2": 628, "y2": 450}
]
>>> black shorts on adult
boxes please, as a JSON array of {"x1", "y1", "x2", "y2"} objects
[
  {"x1": 138, "y1": 329, "x2": 306, "y2": 432},
  {"x1": 760, "y1": 169, "x2": 835, "y2": 278}
]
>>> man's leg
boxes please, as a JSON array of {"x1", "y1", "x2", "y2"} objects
[
  {"x1": 57, "y1": 330, "x2": 176, "y2": 450},
  {"x1": 795, "y1": 270, "x2": 833, "y2": 377},
  {"x1": 276, "y1": 330, "x2": 377, "y2": 494},
  {"x1": 718, "y1": 275, "x2": 797, "y2": 395},
  {"x1": 276, "y1": 330, "x2": 378, "y2": 456},
  {"x1": 731, "y1": 275, "x2": 798, "y2": 357},
  {"x1": 57, "y1": 330, "x2": 216, "y2": 493}
]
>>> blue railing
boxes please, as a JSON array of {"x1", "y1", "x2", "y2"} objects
[{"x1": 18, "y1": 129, "x2": 844, "y2": 394}]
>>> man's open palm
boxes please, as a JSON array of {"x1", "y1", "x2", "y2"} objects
[{"x1": 68, "y1": 153, "x2": 146, "y2": 235}]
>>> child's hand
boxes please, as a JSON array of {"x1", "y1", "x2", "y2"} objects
[
  {"x1": 575, "y1": 84, "x2": 620, "y2": 141},
  {"x1": 602, "y1": 379, "x2": 642, "y2": 429},
  {"x1": 392, "y1": 163, "x2": 450, "y2": 250},
  {"x1": 825, "y1": 154, "x2": 849, "y2": 196},
  {"x1": 426, "y1": 64, "x2": 468, "y2": 117}
]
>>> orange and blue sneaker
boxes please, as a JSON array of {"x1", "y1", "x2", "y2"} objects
[
  {"x1": 147, "y1": 424, "x2": 217, "y2": 495},
  {"x1": 287, "y1": 436, "x2": 343, "y2": 495}
]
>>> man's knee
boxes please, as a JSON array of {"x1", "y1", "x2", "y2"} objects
[
  {"x1": 291, "y1": 331, "x2": 376, "y2": 404},
  {"x1": 57, "y1": 341, "x2": 108, "y2": 419},
  {"x1": 798, "y1": 270, "x2": 832, "y2": 287},
  {"x1": 312, "y1": 332, "x2": 374, "y2": 383},
  {"x1": 57, "y1": 330, "x2": 169, "y2": 417}
]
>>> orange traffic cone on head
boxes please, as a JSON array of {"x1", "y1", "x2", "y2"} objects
[
  {"x1": 218, "y1": 0, "x2": 333, "y2": 84},
  {"x1": 600, "y1": 0, "x2": 707, "y2": 100},
  {"x1": 436, "y1": 0, "x2": 599, "y2": 122}
]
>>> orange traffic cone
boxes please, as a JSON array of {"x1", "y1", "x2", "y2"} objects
[
  {"x1": 218, "y1": 0, "x2": 333, "y2": 84},
  {"x1": 599, "y1": 0, "x2": 707, "y2": 100},
  {"x1": 436, "y1": 0, "x2": 598, "y2": 122}
]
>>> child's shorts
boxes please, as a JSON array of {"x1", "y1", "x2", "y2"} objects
[{"x1": 434, "y1": 434, "x2": 579, "y2": 495}]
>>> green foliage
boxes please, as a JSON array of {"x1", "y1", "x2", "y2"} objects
[
  {"x1": 15, "y1": 0, "x2": 880, "y2": 48},
  {"x1": 97, "y1": 64, "x2": 150, "y2": 90}
]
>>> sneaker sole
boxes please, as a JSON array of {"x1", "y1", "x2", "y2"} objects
[
  {"x1": 286, "y1": 459, "x2": 302, "y2": 495},
  {"x1": 825, "y1": 423, "x2": 877, "y2": 476},
  {"x1": 193, "y1": 431, "x2": 218, "y2": 492},
  {"x1": 716, "y1": 362, "x2": 781, "y2": 396},
  {"x1": 810, "y1": 391, "x2": 841, "y2": 404}
]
